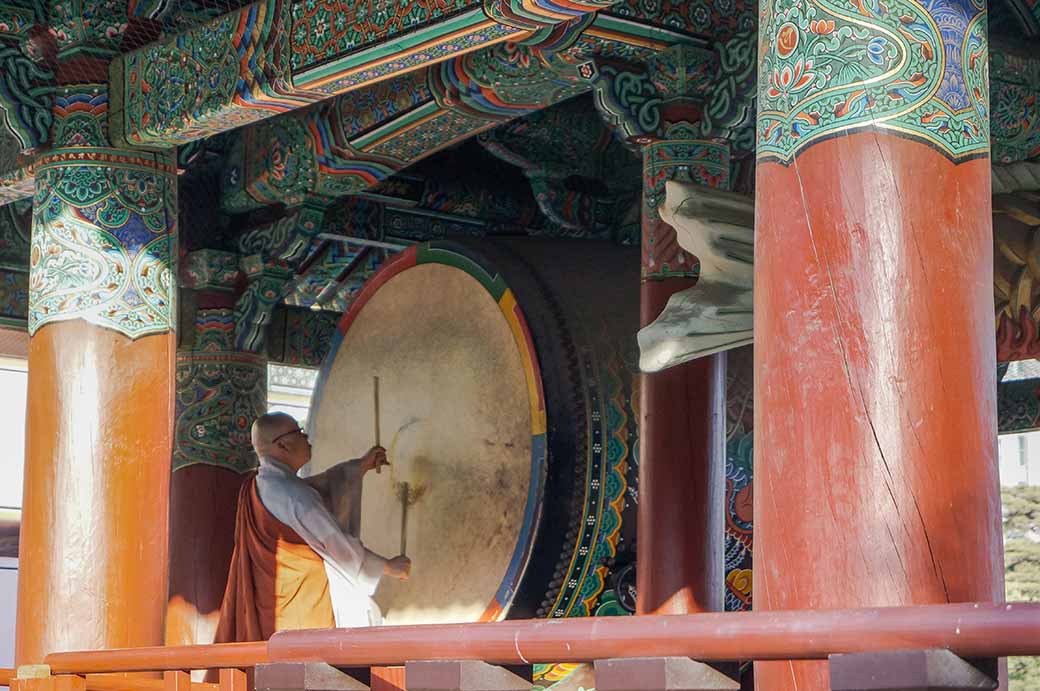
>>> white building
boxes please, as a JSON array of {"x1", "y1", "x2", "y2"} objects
[{"x1": 999, "y1": 431, "x2": 1040, "y2": 487}]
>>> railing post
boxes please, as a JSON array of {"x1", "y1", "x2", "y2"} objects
[
  {"x1": 828, "y1": 650, "x2": 997, "y2": 691},
  {"x1": 219, "y1": 669, "x2": 249, "y2": 691},
  {"x1": 165, "y1": 671, "x2": 192, "y2": 691},
  {"x1": 370, "y1": 667, "x2": 405, "y2": 691},
  {"x1": 255, "y1": 663, "x2": 369, "y2": 691},
  {"x1": 405, "y1": 661, "x2": 530, "y2": 691},
  {"x1": 594, "y1": 658, "x2": 739, "y2": 691}
]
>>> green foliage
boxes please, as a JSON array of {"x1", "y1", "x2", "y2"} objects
[{"x1": 1003, "y1": 486, "x2": 1040, "y2": 690}]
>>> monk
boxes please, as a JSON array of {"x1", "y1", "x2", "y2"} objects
[{"x1": 214, "y1": 412, "x2": 411, "y2": 643}]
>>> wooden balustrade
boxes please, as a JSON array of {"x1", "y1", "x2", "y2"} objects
[
  {"x1": 0, "y1": 603, "x2": 1035, "y2": 691},
  {"x1": 0, "y1": 670, "x2": 220, "y2": 691}
]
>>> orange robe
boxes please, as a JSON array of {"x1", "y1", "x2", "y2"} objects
[{"x1": 213, "y1": 474, "x2": 335, "y2": 643}]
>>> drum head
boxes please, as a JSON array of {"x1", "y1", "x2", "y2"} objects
[{"x1": 309, "y1": 253, "x2": 546, "y2": 624}]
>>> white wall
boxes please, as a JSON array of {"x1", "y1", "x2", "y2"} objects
[{"x1": 0, "y1": 557, "x2": 16, "y2": 667}]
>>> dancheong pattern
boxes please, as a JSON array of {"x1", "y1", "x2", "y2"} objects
[
  {"x1": 29, "y1": 148, "x2": 178, "y2": 338},
  {"x1": 642, "y1": 132, "x2": 730, "y2": 280},
  {"x1": 757, "y1": 0, "x2": 990, "y2": 163},
  {"x1": 174, "y1": 352, "x2": 268, "y2": 473},
  {"x1": 175, "y1": 308, "x2": 267, "y2": 474},
  {"x1": 113, "y1": 0, "x2": 320, "y2": 147},
  {"x1": 289, "y1": 0, "x2": 478, "y2": 71}
]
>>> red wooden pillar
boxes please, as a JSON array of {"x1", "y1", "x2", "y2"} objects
[
  {"x1": 753, "y1": 5, "x2": 1002, "y2": 689},
  {"x1": 167, "y1": 262, "x2": 266, "y2": 652},
  {"x1": 17, "y1": 100, "x2": 178, "y2": 663},
  {"x1": 637, "y1": 136, "x2": 730, "y2": 615}
]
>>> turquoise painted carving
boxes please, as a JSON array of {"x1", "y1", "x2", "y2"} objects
[
  {"x1": 0, "y1": 199, "x2": 30, "y2": 270},
  {"x1": 484, "y1": 0, "x2": 615, "y2": 31},
  {"x1": 290, "y1": 0, "x2": 479, "y2": 71},
  {"x1": 222, "y1": 42, "x2": 595, "y2": 214},
  {"x1": 699, "y1": 30, "x2": 757, "y2": 153},
  {"x1": 181, "y1": 250, "x2": 241, "y2": 291},
  {"x1": 642, "y1": 129, "x2": 730, "y2": 280},
  {"x1": 52, "y1": 88, "x2": 108, "y2": 148},
  {"x1": 757, "y1": 0, "x2": 990, "y2": 163},
  {"x1": 175, "y1": 308, "x2": 267, "y2": 473},
  {"x1": 48, "y1": 0, "x2": 127, "y2": 59},
  {"x1": 237, "y1": 203, "x2": 326, "y2": 263},
  {"x1": 234, "y1": 258, "x2": 292, "y2": 352},
  {"x1": 29, "y1": 148, "x2": 178, "y2": 338},
  {"x1": 0, "y1": 7, "x2": 34, "y2": 38},
  {"x1": 0, "y1": 39, "x2": 53, "y2": 152},
  {"x1": 0, "y1": 269, "x2": 27, "y2": 325},
  {"x1": 990, "y1": 45, "x2": 1040, "y2": 164},
  {"x1": 112, "y1": 0, "x2": 320, "y2": 148}
]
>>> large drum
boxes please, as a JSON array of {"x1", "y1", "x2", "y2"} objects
[{"x1": 308, "y1": 239, "x2": 639, "y2": 625}]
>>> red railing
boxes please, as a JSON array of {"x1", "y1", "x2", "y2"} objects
[{"x1": 4, "y1": 603, "x2": 1038, "y2": 689}]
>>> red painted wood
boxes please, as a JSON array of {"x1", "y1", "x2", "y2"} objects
[
  {"x1": 17, "y1": 322, "x2": 174, "y2": 665},
  {"x1": 753, "y1": 132, "x2": 1003, "y2": 690},
  {"x1": 166, "y1": 465, "x2": 248, "y2": 648},
  {"x1": 638, "y1": 279, "x2": 726, "y2": 615},
  {"x1": 371, "y1": 667, "x2": 406, "y2": 691},
  {"x1": 266, "y1": 603, "x2": 1040, "y2": 666}
]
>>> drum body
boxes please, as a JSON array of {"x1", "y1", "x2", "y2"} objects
[{"x1": 308, "y1": 239, "x2": 639, "y2": 624}]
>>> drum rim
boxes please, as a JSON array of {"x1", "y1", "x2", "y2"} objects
[{"x1": 310, "y1": 241, "x2": 549, "y2": 622}]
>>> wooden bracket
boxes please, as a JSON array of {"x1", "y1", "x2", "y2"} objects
[
  {"x1": 405, "y1": 661, "x2": 531, "y2": 691},
  {"x1": 594, "y1": 657, "x2": 740, "y2": 691},
  {"x1": 12, "y1": 665, "x2": 54, "y2": 691},
  {"x1": 15, "y1": 667, "x2": 51, "y2": 680},
  {"x1": 256, "y1": 662, "x2": 370, "y2": 691},
  {"x1": 829, "y1": 650, "x2": 998, "y2": 690}
]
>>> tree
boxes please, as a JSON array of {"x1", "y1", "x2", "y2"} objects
[{"x1": 1003, "y1": 486, "x2": 1040, "y2": 689}]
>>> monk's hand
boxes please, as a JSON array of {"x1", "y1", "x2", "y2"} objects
[
  {"x1": 384, "y1": 555, "x2": 411, "y2": 580},
  {"x1": 360, "y1": 445, "x2": 389, "y2": 474}
]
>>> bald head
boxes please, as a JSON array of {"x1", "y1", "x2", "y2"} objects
[{"x1": 252, "y1": 412, "x2": 312, "y2": 470}]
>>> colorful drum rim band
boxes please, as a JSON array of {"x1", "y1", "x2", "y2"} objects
[{"x1": 310, "y1": 241, "x2": 549, "y2": 621}]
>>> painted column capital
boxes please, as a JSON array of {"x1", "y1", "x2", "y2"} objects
[
  {"x1": 29, "y1": 145, "x2": 178, "y2": 338},
  {"x1": 756, "y1": 0, "x2": 989, "y2": 164},
  {"x1": 642, "y1": 137, "x2": 732, "y2": 281}
]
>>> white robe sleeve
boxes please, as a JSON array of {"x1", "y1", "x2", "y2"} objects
[{"x1": 288, "y1": 484, "x2": 387, "y2": 596}]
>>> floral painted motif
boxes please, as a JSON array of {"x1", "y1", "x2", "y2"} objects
[
  {"x1": 48, "y1": 0, "x2": 127, "y2": 58},
  {"x1": 114, "y1": 0, "x2": 319, "y2": 148},
  {"x1": 990, "y1": 47, "x2": 1040, "y2": 163},
  {"x1": 29, "y1": 148, "x2": 177, "y2": 338},
  {"x1": 757, "y1": 0, "x2": 989, "y2": 163},
  {"x1": 289, "y1": 0, "x2": 479, "y2": 71},
  {"x1": 724, "y1": 345, "x2": 754, "y2": 611}
]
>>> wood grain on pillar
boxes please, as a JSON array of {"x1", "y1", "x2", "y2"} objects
[
  {"x1": 638, "y1": 279, "x2": 726, "y2": 615},
  {"x1": 753, "y1": 132, "x2": 1003, "y2": 690},
  {"x1": 18, "y1": 321, "x2": 174, "y2": 664}
]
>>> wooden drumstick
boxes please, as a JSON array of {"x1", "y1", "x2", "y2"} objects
[
  {"x1": 373, "y1": 375, "x2": 381, "y2": 474},
  {"x1": 395, "y1": 481, "x2": 423, "y2": 557},
  {"x1": 399, "y1": 481, "x2": 409, "y2": 555}
]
